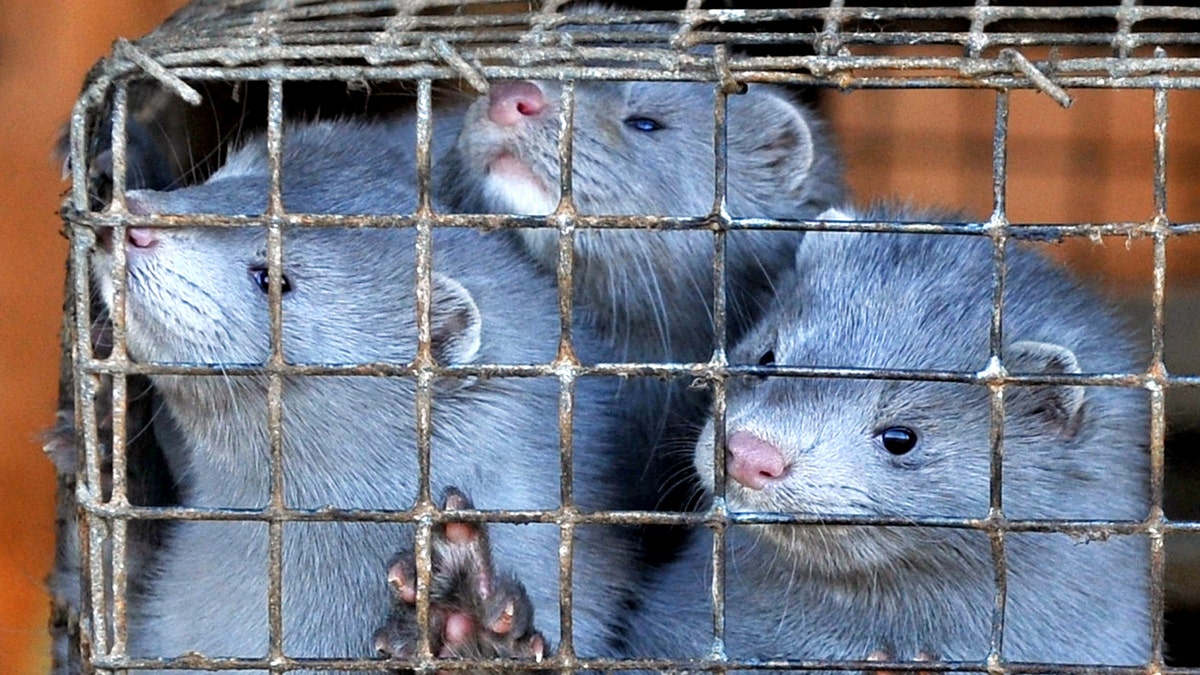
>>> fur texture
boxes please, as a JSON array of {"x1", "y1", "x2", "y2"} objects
[
  {"x1": 435, "y1": 9, "x2": 845, "y2": 516},
  {"x1": 90, "y1": 117, "x2": 639, "y2": 674},
  {"x1": 439, "y1": 76, "x2": 843, "y2": 365},
  {"x1": 627, "y1": 206, "x2": 1152, "y2": 669}
]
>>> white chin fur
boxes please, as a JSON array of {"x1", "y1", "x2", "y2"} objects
[
  {"x1": 92, "y1": 256, "x2": 116, "y2": 310},
  {"x1": 483, "y1": 173, "x2": 557, "y2": 216}
]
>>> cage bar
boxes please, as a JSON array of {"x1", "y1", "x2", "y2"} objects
[
  {"x1": 552, "y1": 77, "x2": 579, "y2": 667},
  {"x1": 413, "y1": 74, "x2": 438, "y2": 668},
  {"x1": 984, "y1": 86, "x2": 1011, "y2": 669},
  {"x1": 1148, "y1": 60, "x2": 1171, "y2": 669}
]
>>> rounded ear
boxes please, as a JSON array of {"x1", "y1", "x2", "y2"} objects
[
  {"x1": 727, "y1": 86, "x2": 816, "y2": 203},
  {"x1": 66, "y1": 117, "x2": 177, "y2": 191},
  {"x1": 430, "y1": 273, "x2": 482, "y2": 365},
  {"x1": 1005, "y1": 340, "x2": 1085, "y2": 435}
]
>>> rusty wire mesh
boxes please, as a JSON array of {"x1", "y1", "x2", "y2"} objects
[{"x1": 54, "y1": 1, "x2": 1200, "y2": 674}]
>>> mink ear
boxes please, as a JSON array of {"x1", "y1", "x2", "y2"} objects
[
  {"x1": 1005, "y1": 340, "x2": 1086, "y2": 435},
  {"x1": 430, "y1": 273, "x2": 482, "y2": 365},
  {"x1": 61, "y1": 117, "x2": 177, "y2": 191},
  {"x1": 727, "y1": 87, "x2": 816, "y2": 205}
]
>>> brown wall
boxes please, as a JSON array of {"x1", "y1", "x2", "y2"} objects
[
  {"x1": 0, "y1": 6, "x2": 1196, "y2": 675},
  {"x1": 0, "y1": 2, "x2": 187, "y2": 673},
  {"x1": 827, "y1": 85, "x2": 1200, "y2": 298}
]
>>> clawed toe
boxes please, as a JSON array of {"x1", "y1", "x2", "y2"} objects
[
  {"x1": 375, "y1": 486, "x2": 550, "y2": 674},
  {"x1": 386, "y1": 553, "x2": 417, "y2": 604}
]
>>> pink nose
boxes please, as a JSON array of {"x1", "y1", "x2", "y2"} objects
[
  {"x1": 126, "y1": 227, "x2": 158, "y2": 249},
  {"x1": 726, "y1": 431, "x2": 789, "y2": 490},
  {"x1": 488, "y1": 80, "x2": 546, "y2": 126}
]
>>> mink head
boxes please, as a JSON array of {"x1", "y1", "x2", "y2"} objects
[
  {"x1": 449, "y1": 77, "x2": 832, "y2": 219},
  {"x1": 438, "y1": 6, "x2": 843, "y2": 270},
  {"x1": 693, "y1": 209, "x2": 1149, "y2": 578},
  {"x1": 89, "y1": 122, "x2": 495, "y2": 383},
  {"x1": 91, "y1": 214, "x2": 480, "y2": 372}
]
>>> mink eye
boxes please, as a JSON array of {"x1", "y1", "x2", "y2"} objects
[
  {"x1": 624, "y1": 116, "x2": 664, "y2": 133},
  {"x1": 878, "y1": 427, "x2": 919, "y2": 455},
  {"x1": 755, "y1": 349, "x2": 776, "y2": 379},
  {"x1": 251, "y1": 267, "x2": 293, "y2": 295}
]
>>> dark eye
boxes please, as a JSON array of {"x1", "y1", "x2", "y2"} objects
[
  {"x1": 624, "y1": 117, "x2": 664, "y2": 133},
  {"x1": 754, "y1": 349, "x2": 776, "y2": 379},
  {"x1": 251, "y1": 267, "x2": 292, "y2": 295},
  {"x1": 878, "y1": 427, "x2": 918, "y2": 455}
]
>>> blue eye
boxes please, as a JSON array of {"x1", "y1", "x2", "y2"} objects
[
  {"x1": 624, "y1": 117, "x2": 664, "y2": 133},
  {"x1": 251, "y1": 267, "x2": 292, "y2": 295}
]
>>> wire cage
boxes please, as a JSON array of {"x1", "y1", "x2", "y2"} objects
[{"x1": 50, "y1": 1, "x2": 1200, "y2": 674}]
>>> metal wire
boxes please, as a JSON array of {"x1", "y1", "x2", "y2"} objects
[
  {"x1": 1148, "y1": 48, "x2": 1173, "y2": 673},
  {"x1": 81, "y1": 4, "x2": 1200, "y2": 91},
  {"x1": 709, "y1": 47, "x2": 734, "y2": 671},
  {"x1": 984, "y1": 86, "x2": 1011, "y2": 673},
  {"x1": 55, "y1": 2, "x2": 1200, "y2": 674}
]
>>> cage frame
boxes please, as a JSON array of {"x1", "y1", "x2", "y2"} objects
[{"x1": 50, "y1": 2, "x2": 1200, "y2": 674}]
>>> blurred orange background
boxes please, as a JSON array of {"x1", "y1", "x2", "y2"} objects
[
  {"x1": 1, "y1": 4, "x2": 1197, "y2": 675},
  {"x1": 0, "y1": 2, "x2": 188, "y2": 673}
]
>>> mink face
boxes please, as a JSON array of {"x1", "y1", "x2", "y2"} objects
[
  {"x1": 94, "y1": 224, "x2": 422, "y2": 368},
  {"x1": 440, "y1": 78, "x2": 841, "y2": 380},
  {"x1": 446, "y1": 78, "x2": 836, "y2": 219},
  {"x1": 441, "y1": 76, "x2": 840, "y2": 298},
  {"x1": 694, "y1": 217, "x2": 1150, "y2": 578},
  {"x1": 89, "y1": 118, "x2": 565, "y2": 377}
]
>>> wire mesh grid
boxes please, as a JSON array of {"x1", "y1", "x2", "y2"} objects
[{"x1": 54, "y1": 1, "x2": 1200, "y2": 674}]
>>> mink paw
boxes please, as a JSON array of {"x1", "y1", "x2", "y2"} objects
[{"x1": 375, "y1": 487, "x2": 548, "y2": 674}]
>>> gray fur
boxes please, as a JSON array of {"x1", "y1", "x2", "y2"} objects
[
  {"x1": 438, "y1": 77, "x2": 843, "y2": 365},
  {"x1": 626, "y1": 206, "x2": 1151, "y2": 668},
  {"x1": 90, "y1": 117, "x2": 638, "y2": 674},
  {"x1": 435, "y1": 18, "x2": 844, "y2": 514}
]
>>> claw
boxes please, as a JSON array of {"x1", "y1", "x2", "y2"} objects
[
  {"x1": 440, "y1": 488, "x2": 477, "y2": 543},
  {"x1": 530, "y1": 634, "x2": 545, "y2": 662},
  {"x1": 441, "y1": 486, "x2": 473, "y2": 511},
  {"x1": 375, "y1": 486, "x2": 551, "y2": 674},
  {"x1": 865, "y1": 649, "x2": 894, "y2": 675},
  {"x1": 373, "y1": 630, "x2": 388, "y2": 656},
  {"x1": 373, "y1": 623, "x2": 412, "y2": 659},
  {"x1": 914, "y1": 650, "x2": 937, "y2": 675},
  {"x1": 386, "y1": 554, "x2": 417, "y2": 604},
  {"x1": 863, "y1": 649, "x2": 938, "y2": 675},
  {"x1": 490, "y1": 600, "x2": 515, "y2": 635}
]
